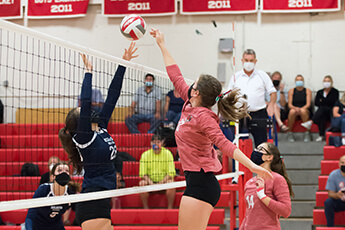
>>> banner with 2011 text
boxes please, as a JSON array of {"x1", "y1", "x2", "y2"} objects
[
  {"x1": 0, "y1": 0, "x2": 22, "y2": 19},
  {"x1": 180, "y1": 0, "x2": 258, "y2": 15},
  {"x1": 27, "y1": 0, "x2": 89, "y2": 19},
  {"x1": 103, "y1": 0, "x2": 177, "y2": 17},
  {"x1": 262, "y1": 0, "x2": 340, "y2": 13}
]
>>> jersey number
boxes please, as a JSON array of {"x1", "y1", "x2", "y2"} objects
[
  {"x1": 109, "y1": 146, "x2": 117, "y2": 160},
  {"x1": 246, "y1": 195, "x2": 254, "y2": 209}
]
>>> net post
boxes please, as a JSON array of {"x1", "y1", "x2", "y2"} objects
[{"x1": 238, "y1": 173, "x2": 245, "y2": 225}]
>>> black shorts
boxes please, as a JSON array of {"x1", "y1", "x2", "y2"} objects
[
  {"x1": 75, "y1": 187, "x2": 111, "y2": 225},
  {"x1": 183, "y1": 169, "x2": 221, "y2": 207}
]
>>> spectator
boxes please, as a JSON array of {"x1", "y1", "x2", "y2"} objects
[
  {"x1": 287, "y1": 75, "x2": 312, "y2": 142},
  {"x1": 301, "y1": 75, "x2": 339, "y2": 142},
  {"x1": 324, "y1": 155, "x2": 345, "y2": 227},
  {"x1": 139, "y1": 134, "x2": 176, "y2": 209},
  {"x1": 164, "y1": 88, "x2": 184, "y2": 125},
  {"x1": 40, "y1": 156, "x2": 61, "y2": 185},
  {"x1": 331, "y1": 94, "x2": 345, "y2": 145},
  {"x1": 125, "y1": 73, "x2": 162, "y2": 134},
  {"x1": 78, "y1": 88, "x2": 104, "y2": 112},
  {"x1": 227, "y1": 49, "x2": 277, "y2": 147},
  {"x1": 266, "y1": 71, "x2": 289, "y2": 132}
]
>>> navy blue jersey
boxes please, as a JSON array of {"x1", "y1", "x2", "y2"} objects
[
  {"x1": 25, "y1": 183, "x2": 74, "y2": 230},
  {"x1": 73, "y1": 65, "x2": 126, "y2": 190}
]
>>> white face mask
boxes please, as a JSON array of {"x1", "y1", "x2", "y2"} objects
[
  {"x1": 243, "y1": 62, "x2": 255, "y2": 72},
  {"x1": 323, "y1": 82, "x2": 331, "y2": 89},
  {"x1": 49, "y1": 164, "x2": 54, "y2": 171}
]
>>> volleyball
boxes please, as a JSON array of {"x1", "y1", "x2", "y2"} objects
[{"x1": 120, "y1": 14, "x2": 146, "y2": 41}]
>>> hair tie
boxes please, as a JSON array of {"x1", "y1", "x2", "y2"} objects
[{"x1": 215, "y1": 90, "x2": 232, "y2": 102}]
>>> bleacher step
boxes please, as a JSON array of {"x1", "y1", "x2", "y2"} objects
[
  {"x1": 284, "y1": 155, "x2": 323, "y2": 169},
  {"x1": 290, "y1": 201, "x2": 315, "y2": 218},
  {"x1": 292, "y1": 185, "x2": 318, "y2": 201},
  {"x1": 280, "y1": 218, "x2": 313, "y2": 230},
  {"x1": 287, "y1": 169, "x2": 321, "y2": 184}
]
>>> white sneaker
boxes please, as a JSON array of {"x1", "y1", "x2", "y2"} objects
[
  {"x1": 315, "y1": 136, "x2": 324, "y2": 142},
  {"x1": 301, "y1": 120, "x2": 312, "y2": 130},
  {"x1": 342, "y1": 138, "x2": 345, "y2": 146}
]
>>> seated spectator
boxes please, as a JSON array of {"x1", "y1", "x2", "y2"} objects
[
  {"x1": 302, "y1": 75, "x2": 339, "y2": 142},
  {"x1": 287, "y1": 75, "x2": 312, "y2": 142},
  {"x1": 78, "y1": 88, "x2": 104, "y2": 112},
  {"x1": 324, "y1": 155, "x2": 345, "y2": 227},
  {"x1": 265, "y1": 71, "x2": 289, "y2": 132},
  {"x1": 164, "y1": 88, "x2": 184, "y2": 125},
  {"x1": 40, "y1": 156, "x2": 61, "y2": 185},
  {"x1": 125, "y1": 73, "x2": 162, "y2": 133},
  {"x1": 138, "y1": 134, "x2": 176, "y2": 209},
  {"x1": 331, "y1": 94, "x2": 345, "y2": 145}
]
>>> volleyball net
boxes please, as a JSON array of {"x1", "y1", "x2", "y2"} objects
[{"x1": 0, "y1": 19, "x2": 245, "y2": 227}]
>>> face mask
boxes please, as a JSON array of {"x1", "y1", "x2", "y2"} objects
[
  {"x1": 145, "y1": 81, "x2": 153, "y2": 87},
  {"x1": 49, "y1": 164, "x2": 55, "y2": 171},
  {"x1": 272, "y1": 80, "x2": 280, "y2": 87},
  {"x1": 323, "y1": 82, "x2": 331, "y2": 89},
  {"x1": 55, "y1": 172, "x2": 71, "y2": 186},
  {"x1": 152, "y1": 144, "x2": 161, "y2": 151},
  {"x1": 243, "y1": 62, "x2": 255, "y2": 72},
  {"x1": 341, "y1": 165, "x2": 345, "y2": 173},
  {"x1": 250, "y1": 150, "x2": 265, "y2": 166},
  {"x1": 295, "y1": 81, "x2": 304, "y2": 87},
  {"x1": 188, "y1": 83, "x2": 195, "y2": 100}
]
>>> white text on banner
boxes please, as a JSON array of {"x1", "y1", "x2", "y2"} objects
[
  {"x1": 103, "y1": 0, "x2": 177, "y2": 17},
  {"x1": 262, "y1": 0, "x2": 340, "y2": 13}
]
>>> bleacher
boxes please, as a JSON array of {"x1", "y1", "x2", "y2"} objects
[
  {"x1": 0, "y1": 120, "x2": 236, "y2": 229},
  {"x1": 312, "y1": 131, "x2": 345, "y2": 229}
]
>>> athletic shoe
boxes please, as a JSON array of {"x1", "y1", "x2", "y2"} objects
[
  {"x1": 304, "y1": 131, "x2": 311, "y2": 142},
  {"x1": 315, "y1": 136, "x2": 324, "y2": 142},
  {"x1": 342, "y1": 138, "x2": 345, "y2": 146},
  {"x1": 301, "y1": 120, "x2": 312, "y2": 130},
  {"x1": 287, "y1": 132, "x2": 295, "y2": 142}
]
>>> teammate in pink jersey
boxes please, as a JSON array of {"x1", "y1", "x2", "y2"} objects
[
  {"x1": 150, "y1": 29, "x2": 273, "y2": 230},
  {"x1": 240, "y1": 142, "x2": 294, "y2": 230}
]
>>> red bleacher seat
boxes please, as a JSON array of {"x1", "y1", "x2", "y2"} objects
[
  {"x1": 319, "y1": 175, "x2": 328, "y2": 190},
  {"x1": 0, "y1": 209, "x2": 224, "y2": 225},
  {"x1": 321, "y1": 160, "x2": 338, "y2": 175},
  {"x1": 313, "y1": 209, "x2": 345, "y2": 225},
  {"x1": 326, "y1": 131, "x2": 342, "y2": 146},
  {"x1": 107, "y1": 122, "x2": 151, "y2": 134},
  {"x1": 281, "y1": 119, "x2": 319, "y2": 133},
  {"x1": 323, "y1": 146, "x2": 345, "y2": 160},
  {"x1": 0, "y1": 192, "x2": 33, "y2": 201},
  {"x1": 122, "y1": 161, "x2": 183, "y2": 176},
  {"x1": 0, "y1": 227, "x2": 221, "y2": 230},
  {"x1": 315, "y1": 228, "x2": 345, "y2": 230},
  {"x1": 316, "y1": 191, "x2": 329, "y2": 207}
]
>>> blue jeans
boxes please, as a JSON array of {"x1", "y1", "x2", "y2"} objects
[
  {"x1": 166, "y1": 110, "x2": 181, "y2": 125},
  {"x1": 125, "y1": 114, "x2": 161, "y2": 134},
  {"x1": 324, "y1": 198, "x2": 345, "y2": 226},
  {"x1": 331, "y1": 114, "x2": 345, "y2": 135}
]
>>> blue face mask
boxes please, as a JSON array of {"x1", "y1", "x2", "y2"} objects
[
  {"x1": 295, "y1": 81, "x2": 304, "y2": 87},
  {"x1": 145, "y1": 81, "x2": 153, "y2": 87}
]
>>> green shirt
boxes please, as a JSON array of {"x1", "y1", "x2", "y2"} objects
[{"x1": 139, "y1": 147, "x2": 176, "y2": 183}]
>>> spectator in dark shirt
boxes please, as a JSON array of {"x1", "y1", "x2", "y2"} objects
[
  {"x1": 331, "y1": 94, "x2": 345, "y2": 145},
  {"x1": 287, "y1": 74, "x2": 312, "y2": 142},
  {"x1": 302, "y1": 75, "x2": 339, "y2": 141},
  {"x1": 163, "y1": 88, "x2": 184, "y2": 125}
]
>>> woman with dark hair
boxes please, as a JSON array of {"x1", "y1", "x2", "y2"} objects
[
  {"x1": 25, "y1": 162, "x2": 75, "y2": 230},
  {"x1": 58, "y1": 43, "x2": 138, "y2": 230},
  {"x1": 150, "y1": 29, "x2": 272, "y2": 230},
  {"x1": 240, "y1": 142, "x2": 293, "y2": 230}
]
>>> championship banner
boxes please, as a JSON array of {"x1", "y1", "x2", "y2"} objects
[
  {"x1": 27, "y1": 0, "x2": 89, "y2": 19},
  {"x1": 103, "y1": 0, "x2": 177, "y2": 17},
  {"x1": 181, "y1": 0, "x2": 258, "y2": 15},
  {"x1": 0, "y1": 0, "x2": 22, "y2": 19},
  {"x1": 262, "y1": 0, "x2": 340, "y2": 13}
]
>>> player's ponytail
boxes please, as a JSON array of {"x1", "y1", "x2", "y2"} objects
[
  {"x1": 217, "y1": 88, "x2": 249, "y2": 121},
  {"x1": 58, "y1": 108, "x2": 83, "y2": 174},
  {"x1": 266, "y1": 142, "x2": 295, "y2": 197}
]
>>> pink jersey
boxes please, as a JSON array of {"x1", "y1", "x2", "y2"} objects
[
  {"x1": 166, "y1": 64, "x2": 237, "y2": 172},
  {"x1": 240, "y1": 172, "x2": 291, "y2": 230}
]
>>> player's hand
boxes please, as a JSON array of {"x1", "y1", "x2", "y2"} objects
[
  {"x1": 251, "y1": 164, "x2": 273, "y2": 181},
  {"x1": 80, "y1": 53, "x2": 93, "y2": 73},
  {"x1": 256, "y1": 176, "x2": 265, "y2": 189},
  {"x1": 123, "y1": 42, "x2": 139, "y2": 61},
  {"x1": 150, "y1": 28, "x2": 165, "y2": 47}
]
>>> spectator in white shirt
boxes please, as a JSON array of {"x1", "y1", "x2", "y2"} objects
[{"x1": 227, "y1": 49, "x2": 277, "y2": 147}]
